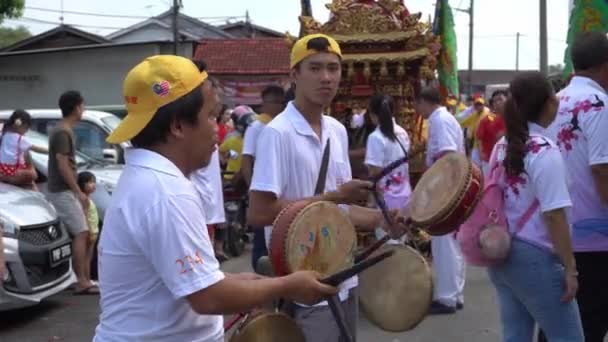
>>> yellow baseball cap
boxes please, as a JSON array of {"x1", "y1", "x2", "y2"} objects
[
  {"x1": 107, "y1": 55, "x2": 208, "y2": 144},
  {"x1": 290, "y1": 33, "x2": 342, "y2": 69}
]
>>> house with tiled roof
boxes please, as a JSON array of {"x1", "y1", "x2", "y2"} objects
[
  {"x1": 107, "y1": 10, "x2": 233, "y2": 43},
  {"x1": 195, "y1": 38, "x2": 291, "y2": 106}
]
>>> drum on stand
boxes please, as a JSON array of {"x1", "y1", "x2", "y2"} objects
[
  {"x1": 359, "y1": 244, "x2": 433, "y2": 332},
  {"x1": 228, "y1": 311, "x2": 305, "y2": 342},
  {"x1": 269, "y1": 200, "x2": 357, "y2": 277},
  {"x1": 409, "y1": 152, "x2": 483, "y2": 236}
]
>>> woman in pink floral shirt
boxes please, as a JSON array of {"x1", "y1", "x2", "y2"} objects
[{"x1": 487, "y1": 72, "x2": 583, "y2": 342}]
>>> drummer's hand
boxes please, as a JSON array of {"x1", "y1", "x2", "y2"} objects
[
  {"x1": 231, "y1": 272, "x2": 267, "y2": 281},
  {"x1": 282, "y1": 271, "x2": 338, "y2": 305},
  {"x1": 381, "y1": 209, "x2": 411, "y2": 239},
  {"x1": 335, "y1": 180, "x2": 373, "y2": 204}
]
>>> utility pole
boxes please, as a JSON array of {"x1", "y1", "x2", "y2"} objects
[
  {"x1": 172, "y1": 0, "x2": 181, "y2": 55},
  {"x1": 454, "y1": 0, "x2": 474, "y2": 96},
  {"x1": 467, "y1": 0, "x2": 474, "y2": 96},
  {"x1": 516, "y1": 32, "x2": 520, "y2": 71},
  {"x1": 539, "y1": 0, "x2": 548, "y2": 74}
]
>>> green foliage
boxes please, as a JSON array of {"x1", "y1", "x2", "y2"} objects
[
  {"x1": 0, "y1": 25, "x2": 30, "y2": 48},
  {"x1": 0, "y1": 0, "x2": 25, "y2": 23}
]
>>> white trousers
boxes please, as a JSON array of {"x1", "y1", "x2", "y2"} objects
[{"x1": 431, "y1": 234, "x2": 466, "y2": 307}]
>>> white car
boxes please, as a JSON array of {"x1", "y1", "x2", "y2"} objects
[
  {"x1": 0, "y1": 182, "x2": 75, "y2": 311},
  {"x1": 0, "y1": 109, "x2": 128, "y2": 164}
]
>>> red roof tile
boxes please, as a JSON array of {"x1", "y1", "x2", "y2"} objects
[{"x1": 195, "y1": 38, "x2": 290, "y2": 75}]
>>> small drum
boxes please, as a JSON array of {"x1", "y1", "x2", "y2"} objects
[
  {"x1": 228, "y1": 311, "x2": 305, "y2": 342},
  {"x1": 409, "y1": 152, "x2": 482, "y2": 235},
  {"x1": 270, "y1": 201, "x2": 356, "y2": 277},
  {"x1": 359, "y1": 244, "x2": 433, "y2": 332}
]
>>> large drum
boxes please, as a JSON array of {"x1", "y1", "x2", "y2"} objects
[
  {"x1": 228, "y1": 311, "x2": 305, "y2": 342},
  {"x1": 359, "y1": 244, "x2": 433, "y2": 332},
  {"x1": 409, "y1": 152, "x2": 482, "y2": 236},
  {"x1": 269, "y1": 201, "x2": 357, "y2": 277}
]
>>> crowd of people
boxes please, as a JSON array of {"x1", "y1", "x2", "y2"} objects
[{"x1": 0, "y1": 26, "x2": 605, "y2": 342}]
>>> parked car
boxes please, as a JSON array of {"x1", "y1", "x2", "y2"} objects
[
  {"x1": 0, "y1": 109, "x2": 128, "y2": 164},
  {"x1": 86, "y1": 105, "x2": 127, "y2": 119},
  {"x1": 0, "y1": 182, "x2": 75, "y2": 311}
]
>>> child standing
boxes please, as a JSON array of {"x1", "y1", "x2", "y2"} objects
[
  {"x1": 0, "y1": 110, "x2": 48, "y2": 189},
  {"x1": 77, "y1": 171, "x2": 99, "y2": 283}
]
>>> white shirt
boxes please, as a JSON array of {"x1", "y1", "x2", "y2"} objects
[
  {"x1": 191, "y1": 150, "x2": 226, "y2": 225},
  {"x1": 364, "y1": 121, "x2": 412, "y2": 200},
  {"x1": 242, "y1": 120, "x2": 265, "y2": 157},
  {"x1": 0, "y1": 132, "x2": 32, "y2": 165},
  {"x1": 546, "y1": 76, "x2": 608, "y2": 252},
  {"x1": 491, "y1": 124, "x2": 572, "y2": 251},
  {"x1": 250, "y1": 101, "x2": 356, "y2": 303},
  {"x1": 426, "y1": 106, "x2": 465, "y2": 167},
  {"x1": 94, "y1": 149, "x2": 224, "y2": 342}
]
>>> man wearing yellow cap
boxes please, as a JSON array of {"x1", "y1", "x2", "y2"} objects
[
  {"x1": 94, "y1": 55, "x2": 339, "y2": 342},
  {"x1": 248, "y1": 34, "x2": 408, "y2": 341}
]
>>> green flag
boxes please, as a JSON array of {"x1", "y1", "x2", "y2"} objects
[
  {"x1": 563, "y1": 0, "x2": 608, "y2": 77},
  {"x1": 433, "y1": 0, "x2": 459, "y2": 100}
]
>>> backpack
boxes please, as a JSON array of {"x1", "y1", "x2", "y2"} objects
[{"x1": 457, "y1": 144, "x2": 538, "y2": 267}]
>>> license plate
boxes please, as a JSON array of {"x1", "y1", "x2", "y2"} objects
[{"x1": 50, "y1": 244, "x2": 72, "y2": 266}]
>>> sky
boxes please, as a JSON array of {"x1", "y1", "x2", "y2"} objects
[{"x1": 3, "y1": 0, "x2": 572, "y2": 70}]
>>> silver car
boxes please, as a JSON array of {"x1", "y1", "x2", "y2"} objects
[{"x1": 0, "y1": 182, "x2": 75, "y2": 311}]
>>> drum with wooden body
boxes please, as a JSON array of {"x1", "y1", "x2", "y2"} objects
[
  {"x1": 228, "y1": 311, "x2": 305, "y2": 342},
  {"x1": 269, "y1": 200, "x2": 357, "y2": 277},
  {"x1": 409, "y1": 152, "x2": 483, "y2": 236},
  {"x1": 359, "y1": 244, "x2": 433, "y2": 332}
]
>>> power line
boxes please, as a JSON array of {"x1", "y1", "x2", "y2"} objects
[
  {"x1": 25, "y1": 5, "x2": 246, "y2": 21},
  {"x1": 26, "y1": 6, "x2": 149, "y2": 19},
  {"x1": 5, "y1": 17, "x2": 124, "y2": 30}
]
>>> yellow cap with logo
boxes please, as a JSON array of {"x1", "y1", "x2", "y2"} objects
[
  {"x1": 107, "y1": 55, "x2": 208, "y2": 144},
  {"x1": 290, "y1": 33, "x2": 342, "y2": 69}
]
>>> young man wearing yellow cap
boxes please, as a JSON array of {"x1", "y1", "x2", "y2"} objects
[
  {"x1": 248, "y1": 34, "x2": 408, "y2": 341},
  {"x1": 93, "y1": 55, "x2": 339, "y2": 342}
]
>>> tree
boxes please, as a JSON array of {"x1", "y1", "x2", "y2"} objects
[
  {"x1": 0, "y1": 25, "x2": 30, "y2": 48},
  {"x1": 0, "y1": 0, "x2": 25, "y2": 23}
]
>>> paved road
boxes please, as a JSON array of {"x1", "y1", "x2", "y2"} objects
[{"x1": 0, "y1": 246, "x2": 502, "y2": 342}]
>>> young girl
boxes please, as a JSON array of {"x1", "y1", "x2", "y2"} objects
[
  {"x1": 364, "y1": 94, "x2": 412, "y2": 242},
  {"x1": 78, "y1": 171, "x2": 99, "y2": 284},
  {"x1": 0, "y1": 110, "x2": 48, "y2": 189},
  {"x1": 488, "y1": 72, "x2": 583, "y2": 341}
]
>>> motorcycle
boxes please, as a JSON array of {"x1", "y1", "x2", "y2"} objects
[{"x1": 221, "y1": 171, "x2": 250, "y2": 257}]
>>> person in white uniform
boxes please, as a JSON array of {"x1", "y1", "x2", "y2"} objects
[
  {"x1": 364, "y1": 94, "x2": 412, "y2": 243},
  {"x1": 191, "y1": 63, "x2": 229, "y2": 262},
  {"x1": 415, "y1": 86, "x2": 466, "y2": 314},
  {"x1": 93, "y1": 55, "x2": 339, "y2": 342},
  {"x1": 248, "y1": 34, "x2": 409, "y2": 342},
  {"x1": 241, "y1": 85, "x2": 286, "y2": 271}
]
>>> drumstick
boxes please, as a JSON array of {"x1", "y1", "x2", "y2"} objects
[
  {"x1": 224, "y1": 312, "x2": 247, "y2": 332},
  {"x1": 321, "y1": 250, "x2": 395, "y2": 286},
  {"x1": 354, "y1": 235, "x2": 390, "y2": 263},
  {"x1": 327, "y1": 295, "x2": 354, "y2": 342}
]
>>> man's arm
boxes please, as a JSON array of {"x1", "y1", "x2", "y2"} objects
[
  {"x1": 247, "y1": 190, "x2": 344, "y2": 227},
  {"x1": 241, "y1": 155, "x2": 254, "y2": 187},
  {"x1": 186, "y1": 271, "x2": 336, "y2": 315},
  {"x1": 591, "y1": 164, "x2": 608, "y2": 204}
]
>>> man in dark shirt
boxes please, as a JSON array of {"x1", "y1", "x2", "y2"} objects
[{"x1": 47, "y1": 90, "x2": 97, "y2": 294}]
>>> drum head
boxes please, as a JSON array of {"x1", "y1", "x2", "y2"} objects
[
  {"x1": 359, "y1": 244, "x2": 433, "y2": 332},
  {"x1": 230, "y1": 312, "x2": 305, "y2": 342},
  {"x1": 410, "y1": 153, "x2": 470, "y2": 225},
  {"x1": 283, "y1": 201, "x2": 356, "y2": 277}
]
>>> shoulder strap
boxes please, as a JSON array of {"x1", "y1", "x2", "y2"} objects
[
  {"x1": 314, "y1": 138, "x2": 331, "y2": 195},
  {"x1": 514, "y1": 200, "x2": 540, "y2": 233},
  {"x1": 394, "y1": 134, "x2": 408, "y2": 159}
]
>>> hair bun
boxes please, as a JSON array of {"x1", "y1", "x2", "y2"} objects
[{"x1": 14, "y1": 118, "x2": 22, "y2": 126}]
